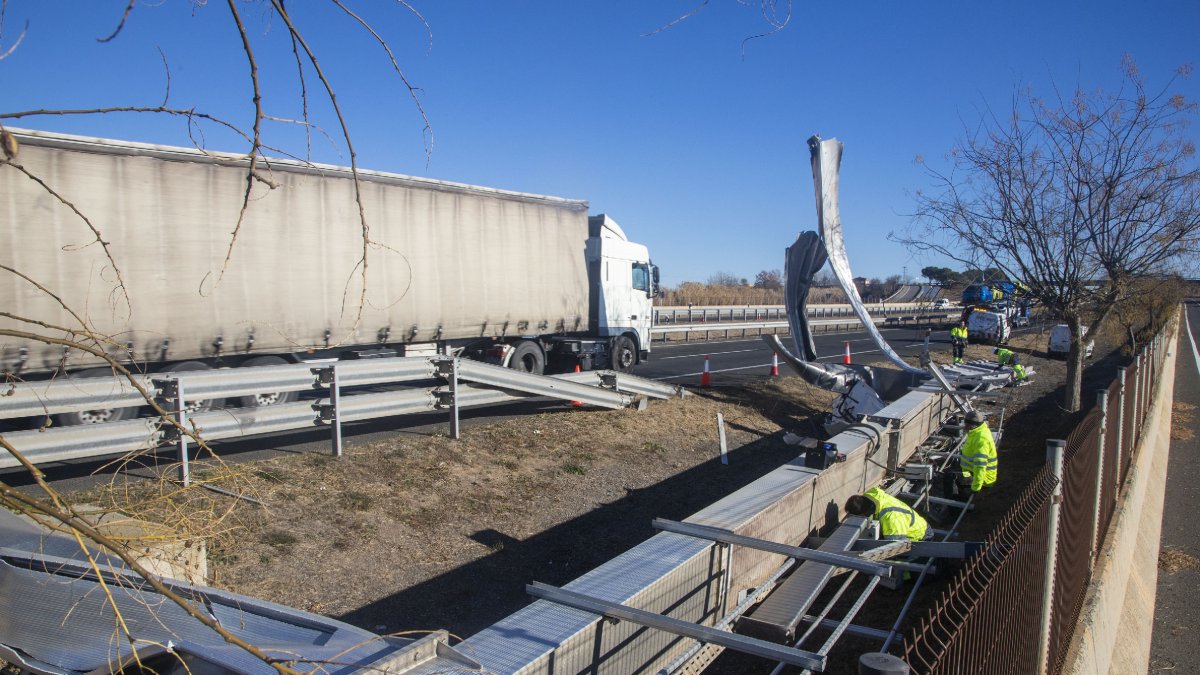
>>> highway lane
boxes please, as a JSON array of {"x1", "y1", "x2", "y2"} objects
[
  {"x1": 1150, "y1": 301, "x2": 1200, "y2": 672},
  {"x1": 640, "y1": 324, "x2": 949, "y2": 384}
]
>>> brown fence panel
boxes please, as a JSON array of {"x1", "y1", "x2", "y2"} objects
[
  {"x1": 1097, "y1": 379, "x2": 1121, "y2": 554},
  {"x1": 903, "y1": 466, "x2": 1058, "y2": 674},
  {"x1": 1050, "y1": 410, "x2": 1102, "y2": 673}
]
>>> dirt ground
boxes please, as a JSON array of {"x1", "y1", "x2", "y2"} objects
[{"x1": 67, "y1": 322, "x2": 1120, "y2": 672}]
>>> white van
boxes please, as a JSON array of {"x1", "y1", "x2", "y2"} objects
[
  {"x1": 967, "y1": 311, "x2": 1010, "y2": 345},
  {"x1": 1048, "y1": 324, "x2": 1093, "y2": 359}
]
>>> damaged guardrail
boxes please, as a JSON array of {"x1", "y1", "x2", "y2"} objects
[{"x1": 0, "y1": 356, "x2": 684, "y2": 479}]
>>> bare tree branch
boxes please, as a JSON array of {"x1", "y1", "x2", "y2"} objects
[{"x1": 98, "y1": 0, "x2": 137, "y2": 43}]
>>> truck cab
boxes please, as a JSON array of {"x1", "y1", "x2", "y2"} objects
[{"x1": 586, "y1": 215, "x2": 658, "y2": 366}]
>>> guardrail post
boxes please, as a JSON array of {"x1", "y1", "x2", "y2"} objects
[
  {"x1": 449, "y1": 357, "x2": 461, "y2": 439},
  {"x1": 328, "y1": 365, "x2": 343, "y2": 458},
  {"x1": 1115, "y1": 368, "x2": 1127, "y2": 488},
  {"x1": 1091, "y1": 390, "x2": 1107, "y2": 569},
  {"x1": 152, "y1": 377, "x2": 191, "y2": 486},
  {"x1": 151, "y1": 377, "x2": 193, "y2": 486},
  {"x1": 175, "y1": 379, "x2": 191, "y2": 486},
  {"x1": 1039, "y1": 439, "x2": 1065, "y2": 675},
  {"x1": 312, "y1": 365, "x2": 343, "y2": 457}
]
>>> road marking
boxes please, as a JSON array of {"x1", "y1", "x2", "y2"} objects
[
  {"x1": 655, "y1": 347, "x2": 888, "y2": 380},
  {"x1": 1186, "y1": 307, "x2": 1200, "y2": 379},
  {"x1": 657, "y1": 362, "x2": 777, "y2": 379},
  {"x1": 656, "y1": 348, "x2": 761, "y2": 360}
]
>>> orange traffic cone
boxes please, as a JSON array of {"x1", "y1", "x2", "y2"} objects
[
  {"x1": 570, "y1": 364, "x2": 583, "y2": 407},
  {"x1": 843, "y1": 341, "x2": 852, "y2": 365},
  {"x1": 769, "y1": 352, "x2": 780, "y2": 377},
  {"x1": 700, "y1": 355, "x2": 712, "y2": 387}
]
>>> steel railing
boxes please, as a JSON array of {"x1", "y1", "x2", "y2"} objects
[{"x1": 0, "y1": 356, "x2": 683, "y2": 478}]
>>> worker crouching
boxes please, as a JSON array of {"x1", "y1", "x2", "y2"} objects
[
  {"x1": 947, "y1": 410, "x2": 997, "y2": 498},
  {"x1": 845, "y1": 487, "x2": 931, "y2": 542},
  {"x1": 993, "y1": 346, "x2": 1028, "y2": 385}
]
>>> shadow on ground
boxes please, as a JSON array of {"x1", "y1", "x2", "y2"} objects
[{"x1": 336, "y1": 431, "x2": 801, "y2": 638}]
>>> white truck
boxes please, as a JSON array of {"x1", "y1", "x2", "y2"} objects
[
  {"x1": 1047, "y1": 324, "x2": 1092, "y2": 359},
  {"x1": 966, "y1": 309, "x2": 1010, "y2": 345},
  {"x1": 1, "y1": 129, "x2": 660, "y2": 422}
]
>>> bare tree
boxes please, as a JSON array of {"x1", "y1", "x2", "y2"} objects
[
  {"x1": 896, "y1": 57, "x2": 1200, "y2": 411},
  {"x1": 707, "y1": 270, "x2": 743, "y2": 287},
  {"x1": 753, "y1": 269, "x2": 783, "y2": 289},
  {"x1": 0, "y1": 2, "x2": 432, "y2": 671}
]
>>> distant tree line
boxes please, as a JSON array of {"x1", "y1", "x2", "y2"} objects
[
  {"x1": 920, "y1": 266, "x2": 1009, "y2": 287},
  {"x1": 658, "y1": 268, "x2": 920, "y2": 306}
]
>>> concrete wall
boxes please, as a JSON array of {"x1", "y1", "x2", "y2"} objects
[{"x1": 1061, "y1": 323, "x2": 1178, "y2": 674}]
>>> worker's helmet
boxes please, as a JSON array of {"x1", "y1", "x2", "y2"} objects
[
  {"x1": 965, "y1": 410, "x2": 984, "y2": 426},
  {"x1": 993, "y1": 347, "x2": 1000, "y2": 354}
]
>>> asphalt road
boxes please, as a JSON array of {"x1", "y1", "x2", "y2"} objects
[
  {"x1": 1150, "y1": 302, "x2": 1200, "y2": 672},
  {"x1": 639, "y1": 324, "x2": 943, "y2": 385}
]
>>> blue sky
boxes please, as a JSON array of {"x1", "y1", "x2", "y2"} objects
[{"x1": 3, "y1": 1, "x2": 1198, "y2": 287}]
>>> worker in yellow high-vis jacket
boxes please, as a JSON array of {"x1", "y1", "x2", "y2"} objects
[
  {"x1": 993, "y1": 346, "x2": 1027, "y2": 383},
  {"x1": 845, "y1": 487, "x2": 930, "y2": 541},
  {"x1": 950, "y1": 321, "x2": 968, "y2": 364},
  {"x1": 958, "y1": 410, "x2": 997, "y2": 493}
]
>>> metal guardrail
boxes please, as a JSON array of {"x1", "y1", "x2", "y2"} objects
[
  {"x1": 651, "y1": 303, "x2": 954, "y2": 325},
  {"x1": 0, "y1": 357, "x2": 683, "y2": 475}
]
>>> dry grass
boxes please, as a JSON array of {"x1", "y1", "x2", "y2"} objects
[
  {"x1": 71, "y1": 378, "x2": 836, "y2": 630},
  {"x1": 1159, "y1": 546, "x2": 1200, "y2": 573},
  {"x1": 1172, "y1": 402, "x2": 1195, "y2": 442}
]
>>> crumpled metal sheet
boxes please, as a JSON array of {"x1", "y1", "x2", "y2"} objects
[
  {"x1": 784, "y1": 231, "x2": 829, "y2": 362},
  {"x1": 807, "y1": 135, "x2": 924, "y2": 376},
  {"x1": 0, "y1": 509, "x2": 473, "y2": 675}
]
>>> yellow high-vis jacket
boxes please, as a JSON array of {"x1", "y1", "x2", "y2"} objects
[
  {"x1": 865, "y1": 487, "x2": 928, "y2": 542},
  {"x1": 960, "y1": 423, "x2": 998, "y2": 492}
]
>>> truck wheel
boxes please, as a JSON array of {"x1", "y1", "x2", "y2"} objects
[
  {"x1": 53, "y1": 367, "x2": 142, "y2": 426},
  {"x1": 612, "y1": 336, "x2": 637, "y2": 373},
  {"x1": 236, "y1": 356, "x2": 299, "y2": 408},
  {"x1": 508, "y1": 341, "x2": 545, "y2": 375},
  {"x1": 159, "y1": 361, "x2": 225, "y2": 413}
]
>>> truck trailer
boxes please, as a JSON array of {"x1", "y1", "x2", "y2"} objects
[{"x1": 1, "y1": 129, "x2": 659, "y2": 423}]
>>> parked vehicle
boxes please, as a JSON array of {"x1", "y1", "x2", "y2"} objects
[
  {"x1": 966, "y1": 310, "x2": 1010, "y2": 345},
  {"x1": 1048, "y1": 324, "x2": 1093, "y2": 359},
  {"x1": 2, "y1": 129, "x2": 660, "y2": 422},
  {"x1": 933, "y1": 298, "x2": 951, "y2": 309}
]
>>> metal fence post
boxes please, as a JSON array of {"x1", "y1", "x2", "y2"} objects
[
  {"x1": 1115, "y1": 368, "x2": 1126, "y2": 488},
  {"x1": 1091, "y1": 390, "x2": 1108, "y2": 569},
  {"x1": 1039, "y1": 439, "x2": 1065, "y2": 675},
  {"x1": 1133, "y1": 354, "x2": 1143, "y2": 443}
]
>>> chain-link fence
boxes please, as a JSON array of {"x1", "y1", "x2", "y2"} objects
[{"x1": 902, "y1": 328, "x2": 1171, "y2": 674}]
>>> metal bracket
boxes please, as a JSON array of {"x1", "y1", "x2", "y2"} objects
[
  {"x1": 433, "y1": 389, "x2": 455, "y2": 409},
  {"x1": 154, "y1": 377, "x2": 181, "y2": 401},
  {"x1": 599, "y1": 372, "x2": 618, "y2": 390}
]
